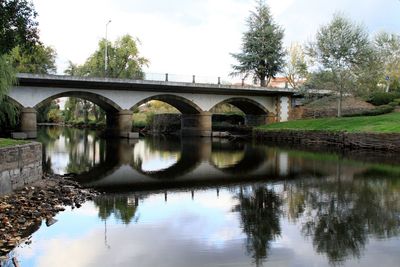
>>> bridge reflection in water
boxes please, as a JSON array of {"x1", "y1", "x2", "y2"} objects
[
  {"x1": 40, "y1": 127, "x2": 291, "y2": 191},
  {"x1": 34, "y1": 126, "x2": 400, "y2": 266},
  {"x1": 40, "y1": 126, "x2": 399, "y2": 193}
]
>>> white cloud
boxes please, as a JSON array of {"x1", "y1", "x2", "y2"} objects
[{"x1": 32, "y1": 0, "x2": 400, "y2": 78}]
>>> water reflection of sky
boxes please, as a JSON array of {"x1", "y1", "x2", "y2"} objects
[
  {"x1": 31, "y1": 128, "x2": 400, "y2": 266},
  {"x1": 133, "y1": 140, "x2": 180, "y2": 172},
  {"x1": 12, "y1": 188, "x2": 400, "y2": 267},
  {"x1": 44, "y1": 134, "x2": 69, "y2": 174}
]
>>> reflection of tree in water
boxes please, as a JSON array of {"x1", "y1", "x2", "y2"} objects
[
  {"x1": 65, "y1": 129, "x2": 106, "y2": 174},
  {"x1": 233, "y1": 186, "x2": 282, "y2": 266},
  {"x1": 284, "y1": 165, "x2": 400, "y2": 265},
  {"x1": 42, "y1": 149, "x2": 53, "y2": 174},
  {"x1": 38, "y1": 127, "x2": 63, "y2": 173},
  {"x1": 94, "y1": 195, "x2": 139, "y2": 225},
  {"x1": 301, "y1": 195, "x2": 366, "y2": 265},
  {"x1": 39, "y1": 127, "x2": 107, "y2": 174}
]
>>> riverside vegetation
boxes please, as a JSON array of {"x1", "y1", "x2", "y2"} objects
[
  {"x1": 258, "y1": 112, "x2": 400, "y2": 133},
  {"x1": 0, "y1": 139, "x2": 28, "y2": 148}
]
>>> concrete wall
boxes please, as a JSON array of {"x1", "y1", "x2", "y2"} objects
[
  {"x1": 0, "y1": 142, "x2": 42, "y2": 195},
  {"x1": 279, "y1": 96, "x2": 290, "y2": 122}
]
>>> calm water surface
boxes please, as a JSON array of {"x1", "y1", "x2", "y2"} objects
[{"x1": 8, "y1": 127, "x2": 400, "y2": 266}]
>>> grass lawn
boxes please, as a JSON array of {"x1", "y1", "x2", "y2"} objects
[
  {"x1": 257, "y1": 112, "x2": 400, "y2": 133},
  {"x1": 0, "y1": 138, "x2": 29, "y2": 148}
]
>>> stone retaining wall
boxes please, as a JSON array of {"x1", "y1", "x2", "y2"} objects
[
  {"x1": 149, "y1": 114, "x2": 181, "y2": 134},
  {"x1": 254, "y1": 130, "x2": 400, "y2": 151},
  {"x1": 0, "y1": 142, "x2": 42, "y2": 195}
]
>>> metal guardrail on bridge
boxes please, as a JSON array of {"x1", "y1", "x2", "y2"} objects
[{"x1": 144, "y1": 72, "x2": 255, "y2": 86}]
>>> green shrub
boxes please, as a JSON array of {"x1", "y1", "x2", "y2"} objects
[
  {"x1": 367, "y1": 92, "x2": 400, "y2": 106},
  {"x1": 363, "y1": 105, "x2": 394, "y2": 116},
  {"x1": 390, "y1": 79, "x2": 400, "y2": 91},
  {"x1": 393, "y1": 98, "x2": 400, "y2": 105},
  {"x1": 344, "y1": 105, "x2": 395, "y2": 117},
  {"x1": 388, "y1": 101, "x2": 398, "y2": 107},
  {"x1": 97, "y1": 121, "x2": 106, "y2": 128},
  {"x1": 146, "y1": 112, "x2": 155, "y2": 126},
  {"x1": 47, "y1": 109, "x2": 63, "y2": 123},
  {"x1": 132, "y1": 120, "x2": 147, "y2": 131},
  {"x1": 72, "y1": 120, "x2": 85, "y2": 127}
]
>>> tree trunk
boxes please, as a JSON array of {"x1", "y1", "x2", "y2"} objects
[
  {"x1": 337, "y1": 91, "x2": 343, "y2": 117},
  {"x1": 83, "y1": 100, "x2": 89, "y2": 125},
  {"x1": 93, "y1": 106, "x2": 99, "y2": 121},
  {"x1": 73, "y1": 100, "x2": 80, "y2": 119},
  {"x1": 260, "y1": 78, "x2": 266, "y2": 87}
]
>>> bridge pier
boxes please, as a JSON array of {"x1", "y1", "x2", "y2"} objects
[
  {"x1": 20, "y1": 107, "x2": 37, "y2": 139},
  {"x1": 106, "y1": 109, "x2": 137, "y2": 138},
  {"x1": 181, "y1": 112, "x2": 212, "y2": 137}
]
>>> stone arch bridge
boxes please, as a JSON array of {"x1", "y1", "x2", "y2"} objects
[{"x1": 8, "y1": 73, "x2": 294, "y2": 138}]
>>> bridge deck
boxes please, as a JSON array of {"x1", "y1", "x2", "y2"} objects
[{"x1": 17, "y1": 73, "x2": 295, "y2": 96}]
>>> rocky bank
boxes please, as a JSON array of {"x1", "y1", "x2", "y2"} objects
[{"x1": 0, "y1": 174, "x2": 100, "y2": 260}]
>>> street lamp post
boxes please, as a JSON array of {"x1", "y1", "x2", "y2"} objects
[{"x1": 105, "y1": 20, "x2": 112, "y2": 77}]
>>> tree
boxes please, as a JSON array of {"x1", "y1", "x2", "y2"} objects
[
  {"x1": 64, "y1": 61, "x2": 79, "y2": 76},
  {"x1": 0, "y1": 0, "x2": 40, "y2": 54},
  {"x1": 66, "y1": 34, "x2": 149, "y2": 79},
  {"x1": 307, "y1": 14, "x2": 373, "y2": 117},
  {"x1": 47, "y1": 108, "x2": 62, "y2": 123},
  {"x1": 9, "y1": 44, "x2": 57, "y2": 74},
  {"x1": 0, "y1": 55, "x2": 18, "y2": 128},
  {"x1": 0, "y1": 0, "x2": 41, "y2": 130},
  {"x1": 37, "y1": 100, "x2": 59, "y2": 122},
  {"x1": 0, "y1": 56, "x2": 16, "y2": 101},
  {"x1": 231, "y1": 0, "x2": 285, "y2": 87},
  {"x1": 63, "y1": 97, "x2": 78, "y2": 122},
  {"x1": 352, "y1": 50, "x2": 382, "y2": 95},
  {"x1": 374, "y1": 32, "x2": 400, "y2": 92},
  {"x1": 284, "y1": 43, "x2": 308, "y2": 89},
  {"x1": 64, "y1": 34, "x2": 148, "y2": 126}
]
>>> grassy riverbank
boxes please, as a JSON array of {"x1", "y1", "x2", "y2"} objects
[
  {"x1": 258, "y1": 112, "x2": 400, "y2": 133},
  {"x1": 0, "y1": 138, "x2": 29, "y2": 148}
]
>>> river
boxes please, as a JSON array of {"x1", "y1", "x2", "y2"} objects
[{"x1": 7, "y1": 126, "x2": 400, "y2": 267}]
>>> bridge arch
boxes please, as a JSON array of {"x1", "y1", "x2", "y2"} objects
[
  {"x1": 210, "y1": 142, "x2": 267, "y2": 175},
  {"x1": 34, "y1": 91, "x2": 122, "y2": 113},
  {"x1": 209, "y1": 97, "x2": 272, "y2": 127},
  {"x1": 131, "y1": 138, "x2": 202, "y2": 179},
  {"x1": 209, "y1": 97, "x2": 269, "y2": 115},
  {"x1": 130, "y1": 94, "x2": 202, "y2": 114}
]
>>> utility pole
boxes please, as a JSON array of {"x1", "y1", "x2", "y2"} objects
[{"x1": 105, "y1": 20, "x2": 112, "y2": 77}]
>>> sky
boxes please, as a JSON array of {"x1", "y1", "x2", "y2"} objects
[{"x1": 32, "y1": 0, "x2": 400, "y2": 80}]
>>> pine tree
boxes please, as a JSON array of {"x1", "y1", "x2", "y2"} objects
[{"x1": 231, "y1": 0, "x2": 285, "y2": 87}]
